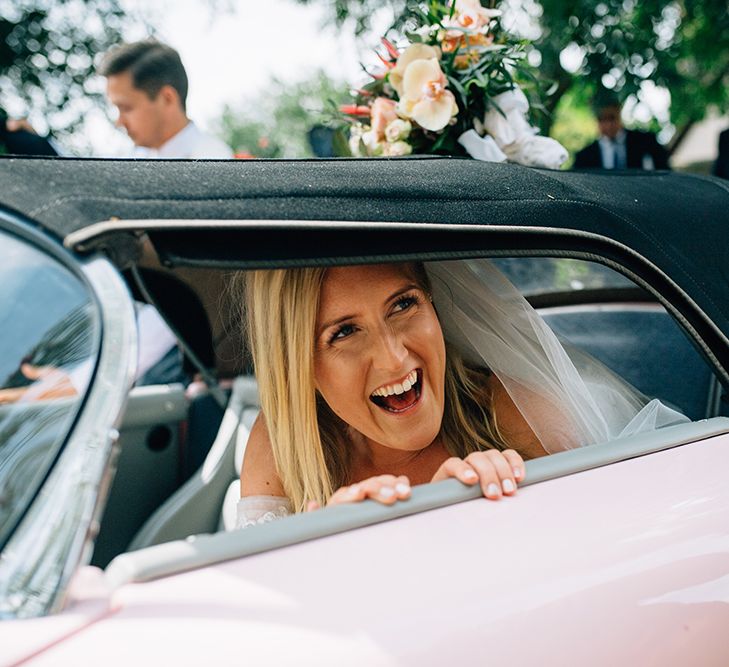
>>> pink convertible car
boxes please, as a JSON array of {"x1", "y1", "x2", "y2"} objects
[{"x1": 0, "y1": 158, "x2": 728, "y2": 666}]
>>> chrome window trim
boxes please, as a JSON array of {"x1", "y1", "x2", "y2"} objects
[{"x1": 0, "y1": 254, "x2": 137, "y2": 619}]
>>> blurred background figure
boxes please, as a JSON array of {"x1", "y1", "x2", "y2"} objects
[
  {"x1": 574, "y1": 96, "x2": 669, "y2": 171},
  {"x1": 0, "y1": 109, "x2": 58, "y2": 156},
  {"x1": 713, "y1": 127, "x2": 729, "y2": 179},
  {"x1": 97, "y1": 40, "x2": 229, "y2": 388},
  {"x1": 99, "y1": 40, "x2": 232, "y2": 159}
]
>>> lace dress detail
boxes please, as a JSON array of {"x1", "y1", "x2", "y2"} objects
[{"x1": 235, "y1": 495, "x2": 292, "y2": 530}]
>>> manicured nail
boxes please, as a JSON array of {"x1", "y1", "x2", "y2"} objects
[
  {"x1": 347, "y1": 484, "x2": 360, "y2": 496},
  {"x1": 502, "y1": 479, "x2": 515, "y2": 493},
  {"x1": 463, "y1": 469, "x2": 478, "y2": 481},
  {"x1": 395, "y1": 483, "x2": 410, "y2": 495},
  {"x1": 513, "y1": 467, "x2": 522, "y2": 480},
  {"x1": 486, "y1": 483, "x2": 500, "y2": 497},
  {"x1": 379, "y1": 487, "x2": 395, "y2": 499}
]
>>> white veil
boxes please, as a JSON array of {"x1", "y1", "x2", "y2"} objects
[{"x1": 426, "y1": 259, "x2": 689, "y2": 454}]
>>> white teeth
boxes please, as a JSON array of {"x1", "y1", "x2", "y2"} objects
[{"x1": 372, "y1": 370, "x2": 418, "y2": 398}]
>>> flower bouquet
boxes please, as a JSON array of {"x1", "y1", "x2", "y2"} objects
[{"x1": 339, "y1": 0, "x2": 567, "y2": 168}]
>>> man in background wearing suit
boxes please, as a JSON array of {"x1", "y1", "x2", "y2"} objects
[{"x1": 574, "y1": 97, "x2": 669, "y2": 170}]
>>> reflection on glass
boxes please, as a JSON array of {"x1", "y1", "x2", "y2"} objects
[
  {"x1": 0, "y1": 231, "x2": 100, "y2": 548},
  {"x1": 492, "y1": 257, "x2": 634, "y2": 296}
]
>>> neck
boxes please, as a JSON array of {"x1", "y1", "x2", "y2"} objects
[
  {"x1": 154, "y1": 114, "x2": 190, "y2": 148},
  {"x1": 350, "y1": 432, "x2": 447, "y2": 484}
]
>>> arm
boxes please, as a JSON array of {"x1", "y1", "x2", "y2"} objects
[{"x1": 240, "y1": 413, "x2": 286, "y2": 498}]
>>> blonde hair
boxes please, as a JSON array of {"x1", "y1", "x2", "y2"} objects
[{"x1": 241, "y1": 263, "x2": 509, "y2": 512}]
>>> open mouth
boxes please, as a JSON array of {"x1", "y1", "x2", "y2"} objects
[{"x1": 369, "y1": 369, "x2": 422, "y2": 414}]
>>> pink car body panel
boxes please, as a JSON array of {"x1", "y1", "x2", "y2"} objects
[{"x1": 5, "y1": 431, "x2": 729, "y2": 667}]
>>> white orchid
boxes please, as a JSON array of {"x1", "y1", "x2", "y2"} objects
[
  {"x1": 388, "y1": 43, "x2": 441, "y2": 97},
  {"x1": 396, "y1": 58, "x2": 458, "y2": 132}
]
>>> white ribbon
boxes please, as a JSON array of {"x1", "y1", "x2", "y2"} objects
[{"x1": 459, "y1": 86, "x2": 568, "y2": 169}]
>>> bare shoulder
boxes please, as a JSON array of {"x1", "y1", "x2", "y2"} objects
[
  {"x1": 240, "y1": 413, "x2": 287, "y2": 497},
  {"x1": 487, "y1": 374, "x2": 548, "y2": 459}
]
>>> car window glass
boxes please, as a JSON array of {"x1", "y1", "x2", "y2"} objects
[
  {"x1": 492, "y1": 257, "x2": 714, "y2": 421},
  {"x1": 492, "y1": 257, "x2": 634, "y2": 296},
  {"x1": 0, "y1": 230, "x2": 100, "y2": 547}
]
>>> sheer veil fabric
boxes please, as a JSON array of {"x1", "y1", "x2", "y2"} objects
[{"x1": 426, "y1": 259, "x2": 689, "y2": 454}]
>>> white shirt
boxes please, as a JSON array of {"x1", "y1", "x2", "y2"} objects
[
  {"x1": 133, "y1": 121, "x2": 233, "y2": 159},
  {"x1": 598, "y1": 130, "x2": 627, "y2": 169}
]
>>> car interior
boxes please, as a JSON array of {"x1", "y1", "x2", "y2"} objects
[{"x1": 87, "y1": 252, "x2": 729, "y2": 569}]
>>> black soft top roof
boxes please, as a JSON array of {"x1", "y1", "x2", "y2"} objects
[{"x1": 2, "y1": 156, "x2": 728, "y2": 374}]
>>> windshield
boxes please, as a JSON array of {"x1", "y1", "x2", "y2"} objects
[{"x1": 0, "y1": 230, "x2": 100, "y2": 548}]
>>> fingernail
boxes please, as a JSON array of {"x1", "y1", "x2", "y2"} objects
[
  {"x1": 463, "y1": 469, "x2": 478, "y2": 481},
  {"x1": 502, "y1": 479, "x2": 515, "y2": 493},
  {"x1": 379, "y1": 487, "x2": 395, "y2": 498},
  {"x1": 347, "y1": 484, "x2": 360, "y2": 496},
  {"x1": 513, "y1": 467, "x2": 522, "y2": 480},
  {"x1": 395, "y1": 482, "x2": 410, "y2": 495},
  {"x1": 486, "y1": 483, "x2": 500, "y2": 497}
]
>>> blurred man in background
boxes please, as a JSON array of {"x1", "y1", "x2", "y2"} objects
[
  {"x1": 100, "y1": 40, "x2": 232, "y2": 158},
  {"x1": 574, "y1": 96, "x2": 669, "y2": 170}
]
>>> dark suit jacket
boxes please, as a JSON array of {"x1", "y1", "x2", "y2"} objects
[
  {"x1": 0, "y1": 124, "x2": 58, "y2": 156},
  {"x1": 574, "y1": 130, "x2": 669, "y2": 170},
  {"x1": 713, "y1": 128, "x2": 729, "y2": 180}
]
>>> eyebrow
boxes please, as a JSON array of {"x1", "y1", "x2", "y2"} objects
[{"x1": 317, "y1": 283, "x2": 419, "y2": 336}]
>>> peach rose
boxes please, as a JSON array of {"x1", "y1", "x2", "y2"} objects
[{"x1": 370, "y1": 97, "x2": 398, "y2": 141}]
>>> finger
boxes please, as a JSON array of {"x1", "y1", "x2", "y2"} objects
[
  {"x1": 359, "y1": 475, "x2": 402, "y2": 505},
  {"x1": 483, "y1": 450, "x2": 517, "y2": 495},
  {"x1": 327, "y1": 482, "x2": 365, "y2": 506},
  {"x1": 306, "y1": 500, "x2": 320, "y2": 512},
  {"x1": 20, "y1": 363, "x2": 47, "y2": 380},
  {"x1": 501, "y1": 449, "x2": 526, "y2": 482},
  {"x1": 431, "y1": 457, "x2": 480, "y2": 485},
  {"x1": 394, "y1": 475, "x2": 411, "y2": 500},
  {"x1": 463, "y1": 454, "x2": 502, "y2": 499}
]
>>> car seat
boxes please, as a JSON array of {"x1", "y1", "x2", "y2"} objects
[{"x1": 127, "y1": 375, "x2": 259, "y2": 551}]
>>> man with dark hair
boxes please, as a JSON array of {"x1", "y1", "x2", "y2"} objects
[
  {"x1": 574, "y1": 97, "x2": 669, "y2": 171},
  {"x1": 99, "y1": 40, "x2": 231, "y2": 158}
]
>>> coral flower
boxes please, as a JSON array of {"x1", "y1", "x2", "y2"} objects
[
  {"x1": 340, "y1": 104, "x2": 372, "y2": 117},
  {"x1": 397, "y1": 58, "x2": 458, "y2": 132},
  {"x1": 388, "y1": 43, "x2": 441, "y2": 97}
]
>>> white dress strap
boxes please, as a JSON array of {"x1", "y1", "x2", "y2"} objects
[{"x1": 235, "y1": 495, "x2": 292, "y2": 530}]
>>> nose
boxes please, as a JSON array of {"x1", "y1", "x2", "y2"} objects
[{"x1": 370, "y1": 325, "x2": 408, "y2": 372}]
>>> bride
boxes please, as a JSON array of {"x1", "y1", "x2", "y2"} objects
[{"x1": 235, "y1": 259, "x2": 687, "y2": 528}]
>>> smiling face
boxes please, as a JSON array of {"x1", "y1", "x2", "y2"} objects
[{"x1": 314, "y1": 264, "x2": 446, "y2": 453}]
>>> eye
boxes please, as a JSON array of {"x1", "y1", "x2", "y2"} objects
[
  {"x1": 392, "y1": 294, "x2": 419, "y2": 313},
  {"x1": 329, "y1": 323, "x2": 356, "y2": 343}
]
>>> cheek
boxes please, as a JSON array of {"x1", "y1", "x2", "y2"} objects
[{"x1": 314, "y1": 353, "x2": 366, "y2": 421}]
